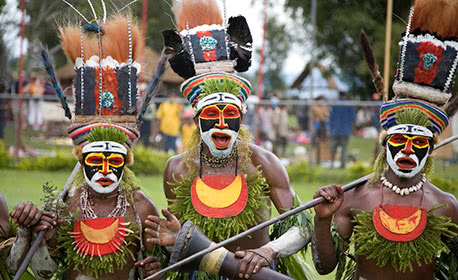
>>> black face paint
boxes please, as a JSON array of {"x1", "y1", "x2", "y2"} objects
[
  {"x1": 83, "y1": 152, "x2": 125, "y2": 181},
  {"x1": 199, "y1": 104, "x2": 241, "y2": 133}
]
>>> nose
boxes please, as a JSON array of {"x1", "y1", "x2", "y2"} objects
[
  {"x1": 99, "y1": 159, "x2": 113, "y2": 175},
  {"x1": 401, "y1": 140, "x2": 414, "y2": 155},
  {"x1": 214, "y1": 113, "x2": 228, "y2": 129}
]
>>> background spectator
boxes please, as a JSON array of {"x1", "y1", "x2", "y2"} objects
[
  {"x1": 156, "y1": 92, "x2": 182, "y2": 154},
  {"x1": 23, "y1": 76, "x2": 44, "y2": 131},
  {"x1": 329, "y1": 91, "x2": 356, "y2": 168},
  {"x1": 312, "y1": 95, "x2": 330, "y2": 164}
]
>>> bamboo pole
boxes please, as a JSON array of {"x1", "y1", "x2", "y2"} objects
[{"x1": 383, "y1": 0, "x2": 393, "y2": 102}]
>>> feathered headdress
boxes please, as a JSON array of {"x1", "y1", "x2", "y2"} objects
[
  {"x1": 376, "y1": 0, "x2": 458, "y2": 138},
  {"x1": 163, "y1": 0, "x2": 253, "y2": 115},
  {"x1": 41, "y1": 1, "x2": 166, "y2": 149}
]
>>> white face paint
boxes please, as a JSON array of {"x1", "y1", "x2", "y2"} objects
[
  {"x1": 82, "y1": 141, "x2": 127, "y2": 194},
  {"x1": 386, "y1": 144, "x2": 430, "y2": 178},
  {"x1": 200, "y1": 128, "x2": 238, "y2": 158},
  {"x1": 83, "y1": 170, "x2": 123, "y2": 194}
]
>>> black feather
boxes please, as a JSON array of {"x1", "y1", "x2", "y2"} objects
[
  {"x1": 359, "y1": 29, "x2": 385, "y2": 97},
  {"x1": 169, "y1": 52, "x2": 196, "y2": 80},
  {"x1": 41, "y1": 48, "x2": 72, "y2": 120},
  {"x1": 227, "y1": 16, "x2": 253, "y2": 45},
  {"x1": 138, "y1": 51, "x2": 168, "y2": 122},
  {"x1": 162, "y1": 30, "x2": 184, "y2": 54},
  {"x1": 162, "y1": 29, "x2": 196, "y2": 79},
  {"x1": 227, "y1": 16, "x2": 252, "y2": 73}
]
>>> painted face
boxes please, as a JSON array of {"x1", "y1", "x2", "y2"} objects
[
  {"x1": 83, "y1": 152, "x2": 125, "y2": 194},
  {"x1": 386, "y1": 134, "x2": 431, "y2": 178},
  {"x1": 199, "y1": 103, "x2": 241, "y2": 158}
]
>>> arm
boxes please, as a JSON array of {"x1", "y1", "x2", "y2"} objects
[
  {"x1": 163, "y1": 155, "x2": 185, "y2": 210},
  {"x1": 234, "y1": 146, "x2": 300, "y2": 278},
  {"x1": 133, "y1": 190, "x2": 160, "y2": 253},
  {"x1": 0, "y1": 194, "x2": 9, "y2": 237},
  {"x1": 311, "y1": 185, "x2": 351, "y2": 275},
  {"x1": 251, "y1": 144, "x2": 294, "y2": 213}
]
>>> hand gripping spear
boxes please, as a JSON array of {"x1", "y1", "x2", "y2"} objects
[
  {"x1": 13, "y1": 162, "x2": 81, "y2": 280},
  {"x1": 147, "y1": 136, "x2": 458, "y2": 279}
]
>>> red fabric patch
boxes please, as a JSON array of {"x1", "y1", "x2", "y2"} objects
[
  {"x1": 94, "y1": 67, "x2": 122, "y2": 115},
  {"x1": 197, "y1": 31, "x2": 217, "y2": 62},
  {"x1": 191, "y1": 174, "x2": 248, "y2": 218},
  {"x1": 414, "y1": 42, "x2": 443, "y2": 85},
  {"x1": 70, "y1": 217, "x2": 127, "y2": 257},
  {"x1": 373, "y1": 204, "x2": 427, "y2": 242}
]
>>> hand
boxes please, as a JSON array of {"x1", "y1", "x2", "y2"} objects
[
  {"x1": 10, "y1": 201, "x2": 42, "y2": 228},
  {"x1": 33, "y1": 211, "x2": 61, "y2": 241},
  {"x1": 135, "y1": 256, "x2": 161, "y2": 278},
  {"x1": 313, "y1": 185, "x2": 344, "y2": 219},
  {"x1": 234, "y1": 247, "x2": 276, "y2": 279},
  {"x1": 144, "y1": 209, "x2": 181, "y2": 247}
]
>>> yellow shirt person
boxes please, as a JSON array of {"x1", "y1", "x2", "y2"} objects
[{"x1": 156, "y1": 94, "x2": 183, "y2": 153}]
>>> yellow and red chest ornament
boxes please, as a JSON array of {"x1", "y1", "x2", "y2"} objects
[
  {"x1": 191, "y1": 174, "x2": 248, "y2": 218},
  {"x1": 70, "y1": 217, "x2": 132, "y2": 258},
  {"x1": 373, "y1": 204, "x2": 427, "y2": 242}
]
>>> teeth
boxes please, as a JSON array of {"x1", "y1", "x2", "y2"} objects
[
  {"x1": 409, "y1": 187, "x2": 414, "y2": 192},
  {"x1": 404, "y1": 189, "x2": 409, "y2": 195},
  {"x1": 395, "y1": 187, "x2": 401, "y2": 194}
]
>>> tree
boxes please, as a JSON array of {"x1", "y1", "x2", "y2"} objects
[
  {"x1": 262, "y1": 16, "x2": 294, "y2": 93},
  {"x1": 283, "y1": 0, "x2": 411, "y2": 98}
]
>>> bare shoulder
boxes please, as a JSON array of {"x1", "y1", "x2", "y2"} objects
[
  {"x1": 339, "y1": 181, "x2": 376, "y2": 213},
  {"x1": 133, "y1": 190, "x2": 159, "y2": 219},
  {"x1": 249, "y1": 143, "x2": 280, "y2": 166},
  {"x1": 426, "y1": 182, "x2": 458, "y2": 219},
  {"x1": 164, "y1": 153, "x2": 188, "y2": 181}
]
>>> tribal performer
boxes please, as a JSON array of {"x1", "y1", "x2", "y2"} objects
[
  {"x1": 145, "y1": 1, "x2": 313, "y2": 279},
  {"x1": 6, "y1": 6, "x2": 169, "y2": 280},
  {"x1": 312, "y1": 1, "x2": 458, "y2": 279}
]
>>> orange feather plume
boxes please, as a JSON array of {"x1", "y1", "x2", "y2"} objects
[
  {"x1": 411, "y1": 0, "x2": 458, "y2": 39},
  {"x1": 59, "y1": 15, "x2": 144, "y2": 64},
  {"x1": 174, "y1": 0, "x2": 223, "y2": 32}
]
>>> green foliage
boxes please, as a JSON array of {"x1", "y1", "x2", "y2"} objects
[
  {"x1": 16, "y1": 150, "x2": 76, "y2": 171},
  {"x1": 353, "y1": 205, "x2": 458, "y2": 273},
  {"x1": 262, "y1": 15, "x2": 294, "y2": 92},
  {"x1": 286, "y1": 160, "x2": 317, "y2": 182},
  {"x1": 130, "y1": 145, "x2": 171, "y2": 175},
  {"x1": 396, "y1": 109, "x2": 431, "y2": 128},
  {"x1": 0, "y1": 140, "x2": 13, "y2": 169},
  {"x1": 345, "y1": 161, "x2": 372, "y2": 181},
  {"x1": 199, "y1": 77, "x2": 242, "y2": 98},
  {"x1": 87, "y1": 126, "x2": 128, "y2": 144},
  {"x1": 40, "y1": 182, "x2": 67, "y2": 216},
  {"x1": 2, "y1": 146, "x2": 170, "y2": 175},
  {"x1": 56, "y1": 214, "x2": 139, "y2": 278},
  {"x1": 430, "y1": 176, "x2": 458, "y2": 197}
]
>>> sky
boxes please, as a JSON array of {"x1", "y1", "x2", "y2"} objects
[{"x1": 2, "y1": 0, "x2": 312, "y2": 89}]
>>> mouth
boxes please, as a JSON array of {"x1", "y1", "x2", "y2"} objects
[
  {"x1": 211, "y1": 132, "x2": 232, "y2": 149},
  {"x1": 396, "y1": 157, "x2": 417, "y2": 170},
  {"x1": 96, "y1": 178, "x2": 114, "y2": 186}
]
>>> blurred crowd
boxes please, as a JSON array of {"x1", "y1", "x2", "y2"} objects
[{"x1": 0, "y1": 81, "x2": 388, "y2": 167}]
